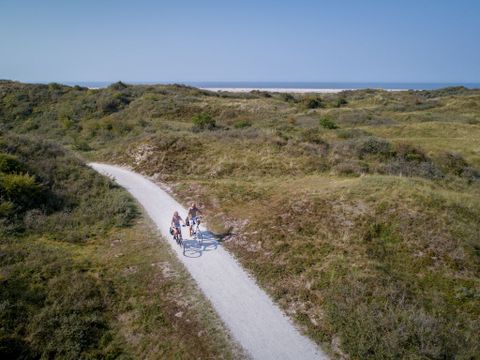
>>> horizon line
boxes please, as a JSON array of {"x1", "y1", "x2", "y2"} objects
[{"x1": 3, "y1": 79, "x2": 480, "y2": 85}]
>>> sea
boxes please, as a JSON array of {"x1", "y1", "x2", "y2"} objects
[{"x1": 60, "y1": 81, "x2": 480, "y2": 92}]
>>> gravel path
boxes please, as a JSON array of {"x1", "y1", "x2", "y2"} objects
[{"x1": 90, "y1": 163, "x2": 327, "y2": 360}]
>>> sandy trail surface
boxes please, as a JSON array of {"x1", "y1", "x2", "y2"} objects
[{"x1": 90, "y1": 163, "x2": 327, "y2": 360}]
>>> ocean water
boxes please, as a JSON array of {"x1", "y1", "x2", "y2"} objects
[{"x1": 62, "y1": 81, "x2": 480, "y2": 90}]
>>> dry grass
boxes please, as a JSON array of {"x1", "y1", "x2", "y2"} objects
[
  {"x1": 181, "y1": 175, "x2": 480, "y2": 359},
  {"x1": 2, "y1": 81, "x2": 480, "y2": 358},
  {"x1": 89, "y1": 216, "x2": 243, "y2": 359},
  {"x1": 0, "y1": 134, "x2": 241, "y2": 359}
]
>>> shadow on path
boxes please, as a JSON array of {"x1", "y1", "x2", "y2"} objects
[
  {"x1": 210, "y1": 227, "x2": 234, "y2": 243},
  {"x1": 181, "y1": 231, "x2": 219, "y2": 258}
]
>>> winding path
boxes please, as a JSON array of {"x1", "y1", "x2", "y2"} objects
[{"x1": 90, "y1": 163, "x2": 327, "y2": 360}]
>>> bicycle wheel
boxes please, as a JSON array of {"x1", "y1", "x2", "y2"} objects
[
  {"x1": 197, "y1": 226, "x2": 203, "y2": 244},
  {"x1": 176, "y1": 234, "x2": 182, "y2": 246}
]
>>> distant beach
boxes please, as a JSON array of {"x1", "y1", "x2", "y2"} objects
[
  {"x1": 61, "y1": 81, "x2": 480, "y2": 92},
  {"x1": 199, "y1": 87, "x2": 401, "y2": 93}
]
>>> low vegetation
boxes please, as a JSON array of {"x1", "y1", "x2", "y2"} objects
[
  {"x1": 319, "y1": 115, "x2": 338, "y2": 129},
  {"x1": 0, "y1": 134, "x2": 239, "y2": 359},
  {"x1": 1, "y1": 80, "x2": 479, "y2": 358},
  {"x1": 192, "y1": 112, "x2": 217, "y2": 131}
]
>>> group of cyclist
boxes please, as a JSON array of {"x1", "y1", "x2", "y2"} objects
[{"x1": 170, "y1": 202, "x2": 202, "y2": 244}]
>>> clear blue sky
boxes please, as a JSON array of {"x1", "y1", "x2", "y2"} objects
[{"x1": 1, "y1": 0, "x2": 479, "y2": 83}]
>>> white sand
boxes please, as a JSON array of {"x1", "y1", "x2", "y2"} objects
[
  {"x1": 201, "y1": 87, "x2": 346, "y2": 93},
  {"x1": 90, "y1": 163, "x2": 328, "y2": 360},
  {"x1": 201, "y1": 87, "x2": 404, "y2": 93}
]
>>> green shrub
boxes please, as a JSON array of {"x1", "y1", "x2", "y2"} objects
[
  {"x1": 96, "y1": 92, "x2": 130, "y2": 115},
  {"x1": 355, "y1": 136, "x2": 392, "y2": 158},
  {"x1": 73, "y1": 139, "x2": 93, "y2": 151},
  {"x1": 319, "y1": 116, "x2": 338, "y2": 129},
  {"x1": 0, "y1": 201, "x2": 14, "y2": 217},
  {"x1": 250, "y1": 90, "x2": 272, "y2": 98},
  {"x1": 383, "y1": 159, "x2": 444, "y2": 179},
  {"x1": 109, "y1": 81, "x2": 128, "y2": 90},
  {"x1": 334, "y1": 97, "x2": 348, "y2": 107},
  {"x1": 28, "y1": 272, "x2": 108, "y2": 358},
  {"x1": 0, "y1": 173, "x2": 42, "y2": 211},
  {"x1": 192, "y1": 112, "x2": 216, "y2": 130},
  {"x1": 92, "y1": 190, "x2": 139, "y2": 228},
  {"x1": 0, "y1": 153, "x2": 25, "y2": 173},
  {"x1": 303, "y1": 96, "x2": 324, "y2": 109},
  {"x1": 434, "y1": 152, "x2": 480, "y2": 181},
  {"x1": 279, "y1": 93, "x2": 296, "y2": 102},
  {"x1": 0, "y1": 134, "x2": 141, "y2": 357},
  {"x1": 0, "y1": 243, "x2": 117, "y2": 360},
  {"x1": 380, "y1": 143, "x2": 445, "y2": 179},
  {"x1": 48, "y1": 82, "x2": 63, "y2": 91}
]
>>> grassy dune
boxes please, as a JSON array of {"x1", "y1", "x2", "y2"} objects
[
  {"x1": 1, "y1": 80, "x2": 479, "y2": 358},
  {"x1": 0, "y1": 134, "x2": 240, "y2": 359}
]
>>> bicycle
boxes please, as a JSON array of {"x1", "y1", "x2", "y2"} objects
[
  {"x1": 190, "y1": 216, "x2": 203, "y2": 245},
  {"x1": 171, "y1": 225, "x2": 183, "y2": 247}
]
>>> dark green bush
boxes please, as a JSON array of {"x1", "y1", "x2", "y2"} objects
[
  {"x1": 48, "y1": 82, "x2": 64, "y2": 91},
  {"x1": 319, "y1": 116, "x2": 338, "y2": 129},
  {"x1": 355, "y1": 137, "x2": 393, "y2": 158},
  {"x1": 28, "y1": 272, "x2": 108, "y2": 358},
  {"x1": 334, "y1": 97, "x2": 348, "y2": 107},
  {"x1": 0, "y1": 153, "x2": 25, "y2": 173},
  {"x1": 96, "y1": 92, "x2": 130, "y2": 115},
  {"x1": 0, "y1": 134, "x2": 138, "y2": 236},
  {"x1": 0, "y1": 173, "x2": 43, "y2": 212},
  {"x1": 302, "y1": 96, "x2": 324, "y2": 109},
  {"x1": 435, "y1": 152, "x2": 480, "y2": 181},
  {"x1": 0, "y1": 244, "x2": 116, "y2": 359},
  {"x1": 378, "y1": 144, "x2": 444, "y2": 179},
  {"x1": 0, "y1": 201, "x2": 14, "y2": 217},
  {"x1": 383, "y1": 159, "x2": 444, "y2": 180},
  {"x1": 73, "y1": 139, "x2": 93, "y2": 151},
  {"x1": 250, "y1": 90, "x2": 272, "y2": 98},
  {"x1": 192, "y1": 112, "x2": 216, "y2": 130},
  {"x1": 109, "y1": 81, "x2": 128, "y2": 90},
  {"x1": 0, "y1": 134, "x2": 139, "y2": 357},
  {"x1": 279, "y1": 93, "x2": 296, "y2": 102}
]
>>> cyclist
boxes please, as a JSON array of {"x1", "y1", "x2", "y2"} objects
[
  {"x1": 171, "y1": 211, "x2": 185, "y2": 244},
  {"x1": 187, "y1": 202, "x2": 202, "y2": 237}
]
